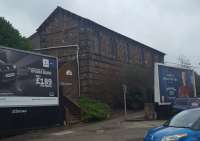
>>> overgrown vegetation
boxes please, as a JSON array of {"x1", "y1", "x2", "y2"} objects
[
  {"x1": 78, "y1": 97, "x2": 111, "y2": 122},
  {"x1": 0, "y1": 17, "x2": 31, "y2": 50},
  {"x1": 126, "y1": 88, "x2": 144, "y2": 109},
  {"x1": 121, "y1": 64, "x2": 154, "y2": 109}
]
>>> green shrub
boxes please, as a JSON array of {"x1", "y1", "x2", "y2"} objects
[
  {"x1": 126, "y1": 88, "x2": 145, "y2": 109},
  {"x1": 78, "y1": 97, "x2": 111, "y2": 122}
]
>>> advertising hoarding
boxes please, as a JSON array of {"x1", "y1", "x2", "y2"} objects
[
  {"x1": 154, "y1": 63, "x2": 196, "y2": 105},
  {"x1": 0, "y1": 46, "x2": 59, "y2": 107}
]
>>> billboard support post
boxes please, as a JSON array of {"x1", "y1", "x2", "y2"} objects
[{"x1": 193, "y1": 71, "x2": 197, "y2": 97}]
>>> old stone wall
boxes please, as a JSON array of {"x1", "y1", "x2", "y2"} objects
[
  {"x1": 77, "y1": 22, "x2": 164, "y2": 106},
  {"x1": 31, "y1": 7, "x2": 165, "y2": 106}
]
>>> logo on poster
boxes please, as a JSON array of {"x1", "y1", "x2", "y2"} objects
[
  {"x1": 43, "y1": 59, "x2": 49, "y2": 68},
  {"x1": 66, "y1": 70, "x2": 73, "y2": 76}
]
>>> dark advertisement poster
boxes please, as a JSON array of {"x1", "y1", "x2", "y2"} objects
[
  {"x1": 158, "y1": 64, "x2": 196, "y2": 104},
  {"x1": 0, "y1": 47, "x2": 59, "y2": 107}
]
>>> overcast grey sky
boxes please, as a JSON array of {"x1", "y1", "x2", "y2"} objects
[{"x1": 0, "y1": 0, "x2": 200, "y2": 69}]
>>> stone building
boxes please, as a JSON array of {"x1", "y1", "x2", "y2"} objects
[{"x1": 30, "y1": 7, "x2": 165, "y2": 107}]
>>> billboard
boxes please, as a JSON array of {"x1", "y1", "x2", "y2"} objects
[
  {"x1": 154, "y1": 63, "x2": 196, "y2": 105},
  {"x1": 0, "y1": 46, "x2": 59, "y2": 107}
]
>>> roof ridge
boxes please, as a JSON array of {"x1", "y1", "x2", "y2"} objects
[{"x1": 37, "y1": 6, "x2": 165, "y2": 55}]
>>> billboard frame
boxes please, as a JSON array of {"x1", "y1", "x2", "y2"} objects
[
  {"x1": 0, "y1": 45, "x2": 60, "y2": 107},
  {"x1": 154, "y1": 63, "x2": 196, "y2": 105}
]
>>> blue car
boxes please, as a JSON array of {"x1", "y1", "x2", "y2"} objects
[
  {"x1": 144, "y1": 108, "x2": 200, "y2": 141},
  {"x1": 172, "y1": 98, "x2": 200, "y2": 113}
]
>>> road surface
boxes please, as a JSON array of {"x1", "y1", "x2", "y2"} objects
[{"x1": 2, "y1": 117, "x2": 164, "y2": 141}]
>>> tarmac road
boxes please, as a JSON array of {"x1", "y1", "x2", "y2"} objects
[{"x1": 1, "y1": 117, "x2": 164, "y2": 141}]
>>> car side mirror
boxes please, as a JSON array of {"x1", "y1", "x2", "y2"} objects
[{"x1": 163, "y1": 120, "x2": 170, "y2": 126}]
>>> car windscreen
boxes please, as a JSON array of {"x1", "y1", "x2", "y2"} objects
[{"x1": 168, "y1": 109, "x2": 200, "y2": 128}]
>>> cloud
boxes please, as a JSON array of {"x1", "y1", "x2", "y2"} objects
[
  {"x1": 0, "y1": 0, "x2": 200, "y2": 69},
  {"x1": 0, "y1": 0, "x2": 74, "y2": 36}
]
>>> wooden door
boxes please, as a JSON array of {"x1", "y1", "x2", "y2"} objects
[{"x1": 59, "y1": 61, "x2": 78, "y2": 98}]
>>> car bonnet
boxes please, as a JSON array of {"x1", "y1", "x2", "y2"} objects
[{"x1": 147, "y1": 126, "x2": 193, "y2": 140}]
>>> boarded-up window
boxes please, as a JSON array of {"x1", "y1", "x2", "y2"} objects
[
  {"x1": 93, "y1": 32, "x2": 100, "y2": 53},
  {"x1": 110, "y1": 37, "x2": 117, "y2": 59},
  {"x1": 100, "y1": 32, "x2": 106, "y2": 56},
  {"x1": 144, "y1": 50, "x2": 152, "y2": 66},
  {"x1": 139, "y1": 48, "x2": 145, "y2": 64},
  {"x1": 125, "y1": 44, "x2": 130, "y2": 63},
  {"x1": 116, "y1": 41, "x2": 123, "y2": 61}
]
